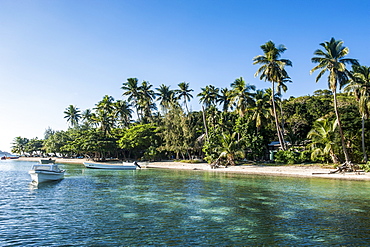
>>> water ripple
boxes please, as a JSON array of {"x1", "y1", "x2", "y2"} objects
[{"x1": 1, "y1": 161, "x2": 370, "y2": 246}]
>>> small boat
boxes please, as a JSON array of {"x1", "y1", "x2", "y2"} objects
[
  {"x1": 83, "y1": 162, "x2": 140, "y2": 170},
  {"x1": 39, "y1": 159, "x2": 56, "y2": 164},
  {"x1": 29, "y1": 162, "x2": 65, "y2": 183},
  {"x1": 1, "y1": 156, "x2": 19, "y2": 160}
]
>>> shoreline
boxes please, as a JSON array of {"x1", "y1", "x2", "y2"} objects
[{"x1": 17, "y1": 157, "x2": 370, "y2": 181}]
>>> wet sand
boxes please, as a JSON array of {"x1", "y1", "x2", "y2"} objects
[{"x1": 17, "y1": 157, "x2": 370, "y2": 180}]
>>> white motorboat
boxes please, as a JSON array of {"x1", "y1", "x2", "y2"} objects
[
  {"x1": 29, "y1": 162, "x2": 65, "y2": 183},
  {"x1": 83, "y1": 162, "x2": 140, "y2": 170}
]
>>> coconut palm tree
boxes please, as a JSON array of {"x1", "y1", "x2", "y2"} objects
[
  {"x1": 93, "y1": 109, "x2": 115, "y2": 137},
  {"x1": 81, "y1": 109, "x2": 95, "y2": 127},
  {"x1": 64, "y1": 105, "x2": 81, "y2": 127},
  {"x1": 253, "y1": 41, "x2": 292, "y2": 151},
  {"x1": 310, "y1": 37, "x2": 359, "y2": 164},
  {"x1": 250, "y1": 89, "x2": 272, "y2": 132},
  {"x1": 217, "y1": 88, "x2": 233, "y2": 112},
  {"x1": 175, "y1": 82, "x2": 193, "y2": 114},
  {"x1": 197, "y1": 85, "x2": 219, "y2": 142},
  {"x1": 197, "y1": 85, "x2": 219, "y2": 109},
  {"x1": 114, "y1": 100, "x2": 133, "y2": 127},
  {"x1": 92, "y1": 95, "x2": 116, "y2": 136},
  {"x1": 344, "y1": 65, "x2": 370, "y2": 162},
  {"x1": 308, "y1": 117, "x2": 339, "y2": 164},
  {"x1": 230, "y1": 77, "x2": 256, "y2": 117},
  {"x1": 137, "y1": 81, "x2": 156, "y2": 121},
  {"x1": 216, "y1": 132, "x2": 245, "y2": 167},
  {"x1": 121, "y1": 78, "x2": 141, "y2": 120},
  {"x1": 11, "y1": 136, "x2": 29, "y2": 155},
  {"x1": 95, "y1": 95, "x2": 115, "y2": 115},
  {"x1": 155, "y1": 84, "x2": 175, "y2": 114}
]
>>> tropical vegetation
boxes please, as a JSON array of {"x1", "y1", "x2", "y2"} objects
[{"x1": 11, "y1": 38, "x2": 370, "y2": 168}]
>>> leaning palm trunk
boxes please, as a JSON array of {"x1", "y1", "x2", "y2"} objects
[
  {"x1": 329, "y1": 149, "x2": 340, "y2": 164},
  {"x1": 333, "y1": 92, "x2": 350, "y2": 164},
  {"x1": 202, "y1": 106, "x2": 209, "y2": 141},
  {"x1": 361, "y1": 115, "x2": 368, "y2": 162},
  {"x1": 271, "y1": 82, "x2": 286, "y2": 151}
]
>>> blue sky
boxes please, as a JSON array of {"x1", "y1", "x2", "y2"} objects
[{"x1": 1, "y1": 0, "x2": 369, "y2": 152}]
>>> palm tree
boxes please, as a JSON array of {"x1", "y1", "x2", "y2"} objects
[
  {"x1": 95, "y1": 95, "x2": 115, "y2": 115},
  {"x1": 81, "y1": 109, "x2": 95, "y2": 127},
  {"x1": 198, "y1": 85, "x2": 220, "y2": 142},
  {"x1": 137, "y1": 81, "x2": 156, "y2": 121},
  {"x1": 250, "y1": 89, "x2": 272, "y2": 132},
  {"x1": 216, "y1": 132, "x2": 245, "y2": 167},
  {"x1": 230, "y1": 77, "x2": 256, "y2": 117},
  {"x1": 92, "y1": 95, "x2": 116, "y2": 136},
  {"x1": 11, "y1": 136, "x2": 29, "y2": 155},
  {"x1": 197, "y1": 85, "x2": 219, "y2": 109},
  {"x1": 114, "y1": 100, "x2": 133, "y2": 127},
  {"x1": 217, "y1": 88, "x2": 233, "y2": 112},
  {"x1": 253, "y1": 41, "x2": 292, "y2": 151},
  {"x1": 344, "y1": 65, "x2": 370, "y2": 162},
  {"x1": 308, "y1": 117, "x2": 339, "y2": 164},
  {"x1": 93, "y1": 109, "x2": 115, "y2": 137},
  {"x1": 121, "y1": 78, "x2": 140, "y2": 120},
  {"x1": 175, "y1": 82, "x2": 193, "y2": 114},
  {"x1": 155, "y1": 84, "x2": 176, "y2": 114},
  {"x1": 64, "y1": 105, "x2": 81, "y2": 127},
  {"x1": 310, "y1": 37, "x2": 359, "y2": 164}
]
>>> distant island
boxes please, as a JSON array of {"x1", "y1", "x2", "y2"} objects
[{"x1": 0, "y1": 150, "x2": 14, "y2": 157}]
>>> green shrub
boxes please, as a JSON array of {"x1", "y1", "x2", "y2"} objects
[
  {"x1": 298, "y1": 150, "x2": 312, "y2": 163},
  {"x1": 359, "y1": 162, "x2": 370, "y2": 172},
  {"x1": 179, "y1": 159, "x2": 203, "y2": 163},
  {"x1": 274, "y1": 150, "x2": 301, "y2": 164}
]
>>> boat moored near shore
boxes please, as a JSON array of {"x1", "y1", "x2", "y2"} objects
[
  {"x1": 39, "y1": 158, "x2": 56, "y2": 164},
  {"x1": 83, "y1": 162, "x2": 140, "y2": 170},
  {"x1": 29, "y1": 162, "x2": 65, "y2": 183},
  {"x1": 1, "y1": 156, "x2": 19, "y2": 160}
]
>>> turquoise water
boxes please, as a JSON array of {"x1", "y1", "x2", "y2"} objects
[{"x1": 1, "y1": 160, "x2": 370, "y2": 246}]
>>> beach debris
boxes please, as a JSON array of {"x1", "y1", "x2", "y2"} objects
[
  {"x1": 329, "y1": 162, "x2": 357, "y2": 174},
  {"x1": 312, "y1": 161, "x2": 364, "y2": 175}
]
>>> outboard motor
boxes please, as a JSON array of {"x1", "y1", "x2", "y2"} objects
[{"x1": 133, "y1": 161, "x2": 141, "y2": 169}]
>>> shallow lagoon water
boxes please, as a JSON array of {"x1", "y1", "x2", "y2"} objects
[{"x1": 1, "y1": 160, "x2": 370, "y2": 246}]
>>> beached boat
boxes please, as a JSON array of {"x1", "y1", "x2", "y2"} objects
[
  {"x1": 1, "y1": 156, "x2": 19, "y2": 160},
  {"x1": 83, "y1": 162, "x2": 140, "y2": 170},
  {"x1": 7, "y1": 156, "x2": 19, "y2": 159},
  {"x1": 29, "y1": 162, "x2": 65, "y2": 183},
  {"x1": 39, "y1": 159, "x2": 56, "y2": 164}
]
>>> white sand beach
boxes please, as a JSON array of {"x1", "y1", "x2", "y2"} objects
[{"x1": 17, "y1": 157, "x2": 370, "y2": 181}]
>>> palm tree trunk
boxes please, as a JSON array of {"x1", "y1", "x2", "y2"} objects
[
  {"x1": 329, "y1": 149, "x2": 340, "y2": 164},
  {"x1": 202, "y1": 106, "x2": 209, "y2": 141},
  {"x1": 134, "y1": 99, "x2": 140, "y2": 122},
  {"x1": 362, "y1": 115, "x2": 368, "y2": 162},
  {"x1": 271, "y1": 82, "x2": 286, "y2": 151},
  {"x1": 279, "y1": 101, "x2": 287, "y2": 146},
  {"x1": 185, "y1": 100, "x2": 189, "y2": 115},
  {"x1": 333, "y1": 91, "x2": 350, "y2": 163},
  {"x1": 277, "y1": 124, "x2": 286, "y2": 150}
]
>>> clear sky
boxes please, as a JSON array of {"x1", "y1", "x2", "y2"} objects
[{"x1": 1, "y1": 0, "x2": 369, "y2": 152}]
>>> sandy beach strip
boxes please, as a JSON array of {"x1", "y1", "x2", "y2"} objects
[{"x1": 17, "y1": 157, "x2": 370, "y2": 180}]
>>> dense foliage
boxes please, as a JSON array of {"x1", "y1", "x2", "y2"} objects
[{"x1": 11, "y1": 38, "x2": 370, "y2": 165}]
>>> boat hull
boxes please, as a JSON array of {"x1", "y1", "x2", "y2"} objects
[
  {"x1": 83, "y1": 162, "x2": 137, "y2": 170},
  {"x1": 29, "y1": 170, "x2": 65, "y2": 183},
  {"x1": 1, "y1": 156, "x2": 19, "y2": 160},
  {"x1": 39, "y1": 159, "x2": 56, "y2": 164}
]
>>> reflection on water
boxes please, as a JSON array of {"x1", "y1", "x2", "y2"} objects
[
  {"x1": 28, "y1": 180, "x2": 63, "y2": 190},
  {"x1": 1, "y1": 160, "x2": 370, "y2": 246}
]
